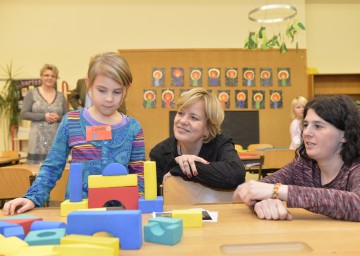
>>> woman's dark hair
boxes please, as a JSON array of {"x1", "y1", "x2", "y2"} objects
[{"x1": 298, "y1": 95, "x2": 360, "y2": 165}]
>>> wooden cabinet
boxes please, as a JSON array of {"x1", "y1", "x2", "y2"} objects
[{"x1": 308, "y1": 74, "x2": 360, "y2": 101}]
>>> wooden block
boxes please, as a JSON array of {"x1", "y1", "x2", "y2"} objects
[
  {"x1": 88, "y1": 174, "x2": 137, "y2": 188},
  {"x1": 172, "y1": 209, "x2": 202, "y2": 228},
  {"x1": 144, "y1": 217, "x2": 183, "y2": 245},
  {"x1": 25, "y1": 228, "x2": 66, "y2": 246},
  {"x1": 60, "y1": 199, "x2": 88, "y2": 217},
  {"x1": 61, "y1": 234, "x2": 119, "y2": 256},
  {"x1": 88, "y1": 186, "x2": 138, "y2": 209}
]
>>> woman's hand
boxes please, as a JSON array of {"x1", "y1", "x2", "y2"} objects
[
  {"x1": 45, "y1": 113, "x2": 60, "y2": 124},
  {"x1": 2, "y1": 198, "x2": 35, "y2": 215},
  {"x1": 175, "y1": 154, "x2": 209, "y2": 178},
  {"x1": 233, "y1": 180, "x2": 274, "y2": 205},
  {"x1": 254, "y1": 199, "x2": 292, "y2": 220}
]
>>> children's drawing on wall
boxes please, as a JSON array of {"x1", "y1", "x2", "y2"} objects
[
  {"x1": 260, "y1": 68, "x2": 273, "y2": 86},
  {"x1": 179, "y1": 88, "x2": 190, "y2": 97},
  {"x1": 225, "y1": 68, "x2": 238, "y2": 86},
  {"x1": 143, "y1": 89, "x2": 156, "y2": 109},
  {"x1": 217, "y1": 90, "x2": 230, "y2": 109},
  {"x1": 161, "y1": 89, "x2": 175, "y2": 108},
  {"x1": 242, "y1": 68, "x2": 256, "y2": 87},
  {"x1": 189, "y1": 68, "x2": 203, "y2": 86},
  {"x1": 270, "y1": 90, "x2": 283, "y2": 109},
  {"x1": 152, "y1": 68, "x2": 165, "y2": 87},
  {"x1": 252, "y1": 90, "x2": 265, "y2": 109},
  {"x1": 208, "y1": 68, "x2": 221, "y2": 86},
  {"x1": 171, "y1": 67, "x2": 184, "y2": 86},
  {"x1": 235, "y1": 90, "x2": 248, "y2": 109},
  {"x1": 277, "y1": 68, "x2": 291, "y2": 86}
]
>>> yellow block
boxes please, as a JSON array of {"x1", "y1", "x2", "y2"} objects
[
  {"x1": 9, "y1": 246, "x2": 59, "y2": 256},
  {"x1": 61, "y1": 234, "x2": 119, "y2": 256},
  {"x1": 88, "y1": 174, "x2": 137, "y2": 188},
  {"x1": 144, "y1": 161, "x2": 157, "y2": 200},
  {"x1": 0, "y1": 235, "x2": 28, "y2": 256},
  {"x1": 60, "y1": 199, "x2": 88, "y2": 217},
  {"x1": 172, "y1": 209, "x2": 202, "y2": 228},
  {"x1": 54, "y1": 243, "x2": 114, "y2": 256}
]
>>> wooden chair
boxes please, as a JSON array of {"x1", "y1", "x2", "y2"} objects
[
  {"x1": 48, "y1": 167, "x2": 70, "y2": 206},
  {"x1": 247, "y1": 143, "x2": 274, "y2": 151},
  {"x1": 258, "y1": 149, "x2": 296, "y2": 179},
  {"x1": 163, "y1": 176, "x2": 235, "y2": 205},
  {"x1": 0, "y1": 167, "x2": 34, "y2": 208},
  {"x1": 0, "y1": 150, "x2": 20, "y2": 166}
]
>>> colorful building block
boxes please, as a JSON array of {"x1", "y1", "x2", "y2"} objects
[
  {"x1": 9, "y1": 245, "x2": 58, "y2": 256},
  {"x1": 61, "y1": 234, "x2": 119, "y2": 256},
  {"x1": 66, "y1": 210, "x2": 142, "y2": 250},
  {"x1": 60, "y1": 199, "x2": 88, "y2": 217},
  {"x1": 88, "y1": 174, "x2": 137, "y2": 188},
  {"x1": 0, "y1": 220, "x2": 25, "y2": 239},
  {"x1": 2, "y1": 216, "x2": 42, "y2": 236},
  {"x1": 102, "y1": 163, "x2": 128, "y2": 176},
  {"x1": 138, "y1": 196, "x2": 163, "y2": 213},
  {"x1": 69, "y1": 163, "x2": 83, "y2": 202},
  {"x1": 55, "y1": 243, "x2": 113, "y2": 256},
  {"x1": 25, "y1": 228, "x2": 66, "y2": 246},
  {"x1": 0, "y1": 234, "x2": 29, "y2": 255},
  {"x1": 144, "y1": 217, "x2": 183, "y2": 245},
  {"x1": 88, "y1": 186, "x2": 138, "y2": 209},
  {"x1": 144, "y1": 161, "x2": 157, "y2": 200},
  {"x1": 31, "y1": 221, "x2": 67, "y2": 231},
  {"x1": 172, "y1": 209, "x2": 203, "y2": 228}
]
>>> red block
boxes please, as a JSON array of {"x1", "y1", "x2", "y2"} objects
[
  {"x1": 88, "y1": 186, "x2": 139, "y2": 209},
  {"x1": 2, "y1": 217, "x2": 42, "y2": 236}
]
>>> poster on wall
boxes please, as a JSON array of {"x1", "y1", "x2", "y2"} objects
[
  {"x1": 208, "y1": 68, "x2": 221, "y2": 86},
  {"x1": 189, "y1": 68, "x2": 203, "y2": 86},
  {"x1": 171, "y1": 67, "x2": 184, "y2": 86},
  {"x1": 217, "y1": 90, "x2": 230, "y2": 109},
  {"x1": 235, "y1": 90, "x2": 248, "y2": 109},
  {"x1": 161, "y1": 89, "x2": 175, "y2": 108},
  {"x1": 152, "y1": 68, "x2": 165, "y2": 86},
  {"x1": 277, "y1": 68, "x2": 291, "y2": 86},
  {"x1": 225, "y1": 68, "x2": 238, "y2": 86},
  {"x1": 242, "y1": 68, "x2": 256, "y2": 87},
  {"x1": 252, "y1": 90, "x2": 265, "y2": 109},
  {"x1": 270, "y1": 90, "x2": 283, "y2": 109},
  {"x1": 260, "y1": 68, "x2": 273, "y2": 86},
  {"x1": 143, "y1": 89, "x2": 156, "y2": 109}
]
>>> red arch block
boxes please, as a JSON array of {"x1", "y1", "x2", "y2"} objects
[{"x1": 88, "y1": 186, "x2": 138, "y2": 209}]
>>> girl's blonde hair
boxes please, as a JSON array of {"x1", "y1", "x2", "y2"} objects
[
  {"x1": 291, "y1": 96, "x2": 307, "y2": 119},
  {"x1": 176, "y1": 88, "x2": 224, "y2": 143}
]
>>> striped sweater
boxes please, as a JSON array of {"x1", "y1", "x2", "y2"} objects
[
  {"x1": 24, "y1": 110, "x2": 145, "y2": 207},
  {"x1": 261, "y1": 157, "x2": 360, "y2": 222}
]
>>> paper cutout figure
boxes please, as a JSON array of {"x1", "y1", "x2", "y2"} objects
[
  {"x1": 190, "y1": 68, "x2": 202, "y2": 86},
  {"x1": 143, "y1": 90, "x2": 156, "y2": 109},
  {"x1": 277, "y1": 68, "x2": 291, "y2": 86},
  {"x1": 235, "y1": 90, "x2": 248, "y2": 109},
  {"x1": 161, "y1": 89, "x2": 175, "y2": 108},
  {"x1": 225, "y1": 68, "x2": 238, "y2": 86},
  {"x1": 217, "y1": 90, "x2": 230, "y2": 109},
  {"x1": 152, "y1": 68, "x2": 165, "y2": 86},
  {"x1": 208, "y1": 68, "x2": 220, "y2": 86},
  {"x1": 270, "y1": 90, "x2": 283, "y2": 109},
  {"x1": 252, "y1": 90, "x2": 265, "y2": 109},
  {"x1": 242, "y1": 68, "x2": 256, "y2": 87},
  {"x1": 171, "y1": 68, "x2": 184, "y2": 86},
  {"x1": 260, "y1": 68, "x2": 273, "y2": 86}
]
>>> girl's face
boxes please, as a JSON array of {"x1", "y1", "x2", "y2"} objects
[
  {"x1": 174, "y1": 100, "x2": 208, "y2": 146},
  {"x1": 90, "y1": 75, "x2": 126, "y2": 118},
  {"x1": 294, "y1": 104, "x2": 305, "y2": 119},
  {"x1": 41, "y1": 69, "x2": 57, "y2": 88},
  {"x1": 302, "y1": 109, "x2": 345, "y2": 164}
]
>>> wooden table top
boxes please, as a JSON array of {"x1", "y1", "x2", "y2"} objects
[
  {"x1": 0, "y1": 156, "x2": 20, "y2": 165},
  {"x1": 0, "y1": 164, "x2": 69, "y2": 176},
  {"x1": 1, "y1": 203, "x2": 358, "y2": 255}
]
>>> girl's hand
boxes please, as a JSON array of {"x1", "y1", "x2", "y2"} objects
[
  {"x1": 2, "y1": 198, "x2": 35, "y2": 215},
  {"x1": 175, "y1": 154, "x2": 209, "y2": 178},
  {"x1": 254, "y1": 199, "x2": 292, "y2": 220}
]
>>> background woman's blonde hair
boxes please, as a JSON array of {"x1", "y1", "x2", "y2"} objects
[
  {"x1": 40, "y1": 64, "x2": 59, "y2": 79},
  {"x1": 291, "y1": 96, "x2": 307, "y2": 119},
  {"x1": 87, "y1": 52, "x2": 132, "y2": 89},
  {"x1": 176, "y1": 88, "x2": 224, "y2": 143}
]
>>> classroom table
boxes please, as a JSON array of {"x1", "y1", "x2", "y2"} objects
[
  {"x1": 0, "y1": 156, "x2": 20, "y2": 166},
  {"x1": 1, "y1": 203, "x2": 358, "y2": 255}
]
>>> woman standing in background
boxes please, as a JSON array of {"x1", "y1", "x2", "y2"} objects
[
  {"x1": 21, "y1": 64, "x2": 67, "y2": 164},
  {"x1": 289, "y1": 96, "x2": 307, "y2": 149}
]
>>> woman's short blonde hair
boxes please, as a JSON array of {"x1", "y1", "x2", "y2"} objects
[
  {"x1": 291, "y1": 96, "x2": 307, "y2": 119},
  {"x1": 40, "y1": 64, "x2": 59, "y2": 79},
  {"x1": 176, "y1": 88, "x2": 224, "y2": 143},
  {"x1": 87, "y1": 52, "x2": 132, "y2": 90}
]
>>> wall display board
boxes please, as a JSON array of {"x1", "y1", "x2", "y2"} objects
[{"x1": 119, "y1": 49, "x2": 307, "y2": 156}]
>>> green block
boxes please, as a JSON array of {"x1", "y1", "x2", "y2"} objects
[
  {"x1": 25, "y1": 228, "x2": 66, "y2": 246},
  {"x1": 144, "y1": 217, "x2": 183, "y2": 245}
]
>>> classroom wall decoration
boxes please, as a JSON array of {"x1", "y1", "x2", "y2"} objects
[
  {"x1": 217, "y1": 90, "x2": 230, "y2": 109},
  {"x1": 119, "y1": 48, "x2": 307, "y2": 155}
]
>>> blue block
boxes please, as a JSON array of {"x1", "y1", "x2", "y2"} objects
[
  {"x1": 25, "y1": 228, "x2": 66, "y2": 245},
  {"x1": 67, "y1": 210, "x2": 142, "y2": 250},
  {"x1": 103, "y1": 163, "x2": 128, "y2": 176},
  {"x1": 138, "y1": 196, "x2": 164, "y2": 214},
  {"x1": 31, "y1": 221, "x2": 67, "y2": 231},
  {"x1": 0, "y1": 221, "x2": 24, "y2": 239},
  {"x1": 69, "y1": 163, "x2": 83, "y2": 202},
  {"x1": 144, "y1": 217, "x2": 183, "y2": 245}
]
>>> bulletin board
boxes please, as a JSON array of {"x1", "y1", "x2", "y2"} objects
[{"x1": 118, "y1": 48, "x2": 308, "y2": 157}]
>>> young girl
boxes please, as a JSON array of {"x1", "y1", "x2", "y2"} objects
[
  {"x1": 3, "y1": 52, "x2": 145, "y2": 215},
  {"x1": 289, "y1": 96, "x2": 307, "y2": 149}
]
